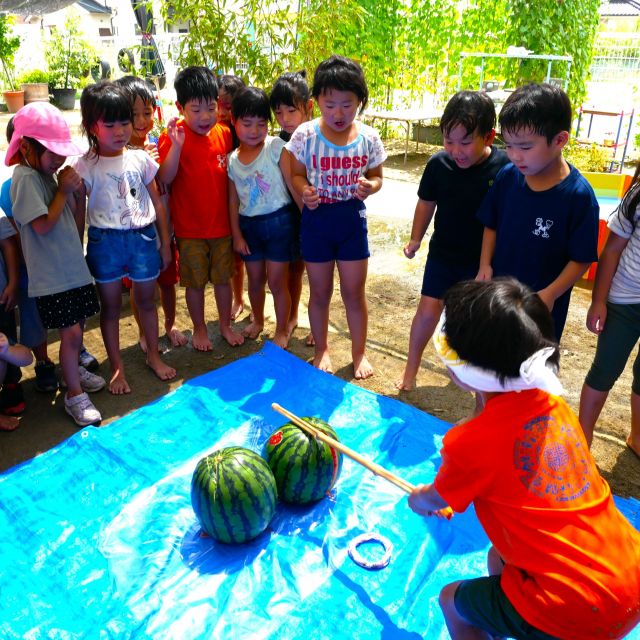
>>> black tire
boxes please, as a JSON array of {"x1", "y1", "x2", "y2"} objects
[
  {"x1": 91, "y1": 59, "x2": 111, "y2": 82},
  {"x1": 118, "y1": 48, "x2": 135, "y2": 73}
]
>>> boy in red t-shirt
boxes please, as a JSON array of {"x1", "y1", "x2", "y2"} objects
[
  {"x1": 409, "y1": 278, "x2": 640, "y2": 640},
  {"x1": 158, "y1": 66, "x2": 244, "y2": 351}
]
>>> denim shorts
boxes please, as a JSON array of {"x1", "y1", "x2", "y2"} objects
[
  {"x1": 239, "y1": 205, "x2": 297, "y2": 263},
  {"x1": 421, "y1": 256, "x2": 478, "y2": 299},
  {"x1": 301, "y1": 199, "x2": 369, "y2": 263},
  {"x1": 86, "y1": 224, "x2": 161, "y2": 284},
  {"x1": 17, "y1": 265, "x2": 46, "y2": 348},
  {"x1": 455, "y1": 576, "x2": 558, "y2": 640}
]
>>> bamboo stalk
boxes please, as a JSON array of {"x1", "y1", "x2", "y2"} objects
[{"x1": 271, "y1": 403, "x2": 454, "y2": 519}]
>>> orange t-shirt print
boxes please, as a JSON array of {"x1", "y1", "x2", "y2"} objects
[{"x1": 158, "y1": 121, "x2": 232, "y2": 239}]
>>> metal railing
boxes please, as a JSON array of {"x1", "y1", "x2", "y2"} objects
[{"x1": 590, "y1": 32, "x2": 640, "y2": 82}]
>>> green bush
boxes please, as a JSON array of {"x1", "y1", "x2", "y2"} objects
[
  {"x1": 17, "y1": 69, "x2": 49, "y2": 84},
  {"x1": 564, "y1": 140, "x2": 611, "y2": 173}
]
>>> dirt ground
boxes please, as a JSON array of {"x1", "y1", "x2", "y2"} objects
[{"x1": 0, "y1": 135, "x2": 638, "y2": 500}]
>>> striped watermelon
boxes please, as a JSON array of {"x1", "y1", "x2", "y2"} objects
[
  {"x1": 264, "y1": 417, "x2": 343, "y2": 504},
  {"x1": 190, "y1": 446, "x2": 277, "y2": 544}
]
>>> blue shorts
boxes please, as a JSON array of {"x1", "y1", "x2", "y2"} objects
[
  {"x1": 301, "y1": 199, "x2": 369, "y2": 263},
  {"x1": 239, "y1": 205, "x2": 297, "y2": 263},
  {"x1": 86, "y1": 224, "x2": 161, "y2": 284},
  {"x1": 421, "y1": 256, "x2": 478, "y2": 299},
  {"x1": 455, "y1": 576, "x2": 558, "y2": 640}
]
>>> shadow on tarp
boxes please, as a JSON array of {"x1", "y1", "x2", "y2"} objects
[{"x1": 1, "y1": 342, "x2": 638, "y2": 639}]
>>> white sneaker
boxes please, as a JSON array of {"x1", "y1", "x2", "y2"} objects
[
  {"x1": 78, "y1": 366, "x2": 106, "y2": 393},
  {"x1": 64, "y1": 392, "x2": 102, "y2": 427}
]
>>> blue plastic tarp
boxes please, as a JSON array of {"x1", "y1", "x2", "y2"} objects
[{"x1": 1, "y1": 342, "x2": 639, "y2": 639}]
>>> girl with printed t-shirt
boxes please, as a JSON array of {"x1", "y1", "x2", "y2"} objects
[
  {"x1": 74, "y1": 81, "x2": 176, "y2": 395},
  {"x1": 287, "y1": 55, "x2": 386, "y2": 379}
]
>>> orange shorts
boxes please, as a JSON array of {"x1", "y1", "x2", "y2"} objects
[{"x1": 176, "y1": 236, "x2": 234, "y2": 288}]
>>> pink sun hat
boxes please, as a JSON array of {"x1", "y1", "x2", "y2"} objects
[{"x1": 4, "y1": 102, "x2": 85, "y2": 166}]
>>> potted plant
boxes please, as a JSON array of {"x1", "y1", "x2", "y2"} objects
[
  {"x1": 0, "y1": 14, "x2": 24, "y2": 113},
  {"x1": 17, "y1": 68, "x2": 50, "y2": 104},
  {"x1": 45, "y1": 15, "x2": 97, "y2": 110}
]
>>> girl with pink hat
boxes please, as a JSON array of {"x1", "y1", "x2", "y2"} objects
[{"x1": 5, "y1": 102, "x2": 103, "y2": 427}]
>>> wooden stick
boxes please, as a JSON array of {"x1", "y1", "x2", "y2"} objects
[{"x1": 271, "y1": 403, "x2": 454, "y2": 519}]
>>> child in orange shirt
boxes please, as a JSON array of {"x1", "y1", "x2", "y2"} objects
[
  {"x1": 409, "y1": 278, "x2": 640, "y2": 640},
  {"x1": 158, "y1": 66, "x2": 243, "y2": 351}
]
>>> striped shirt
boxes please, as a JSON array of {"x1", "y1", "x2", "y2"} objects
[{"x1": 286, "y1": 119, "x2": 386, "y2": 204}]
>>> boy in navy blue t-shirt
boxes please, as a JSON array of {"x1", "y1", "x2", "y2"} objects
[
  {"x1": 397, "y1": 91, "x2": 509, "y2": 390},
  {"x1": 477, "y1": 83, "x2": 599, "y2": 340}
]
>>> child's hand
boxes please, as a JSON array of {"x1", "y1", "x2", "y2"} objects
[
  {"x1": 475, "y1": 265, "x2": 493, "y2": 281},
  {"x1": 302, "y1": 185, "x2": 320, "y2": 210},
  {"x1": 166, "y1": 117, "x2": 185, "y2": 148},
  {"x1": 233, "y1": 234, "x2": 250, "y2": 256},
  {"x1": 0, "y1": 332, "x2": 8, "y2": 357},
  {"x1": 403, "y1": 240, "x2": 421, "y2": 259},
  {"x1": 144, "y1": 142, "x2": 160, "y2": 163},
  {"x1": 355, "y1": 176, "x2": 374, "y2": 201},
  {"x1": 586, "y1": 301, "x2": 607, "y2": 334},
  {"x1": 536, "y1": 287, "x2": 555, "y2": 311},
  {"x1": 57, "y1": 166, "x2": 83, "y2": 195},
  {"x1": 0, "y1": 283, "x2": 17, "y2": 312},
  {"x1": 159, "y1": 244, "x2": 171, "y2": 271},
  {"x1": 408, "y1": 484, "x2": 452, "y2": 519}
]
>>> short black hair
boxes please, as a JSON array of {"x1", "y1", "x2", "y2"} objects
[
  {"x1": 5, "y1": 116, "x2": 14, "y2": 144},
  {"x1": 231, "y1": 87, "x2": 271, "y2": 122},
  {"x1": 442, "y1": 278, "x2": 559, "y2": 384},
  {"x1": 499, "y1": 83, "x2": 572, "y2": 143},
  {"x1": 217, "y1": 74, "x2": 245, "y2": 98},
  {"x1": 80, "y1": 81, "x2": 133, "y2": 153},
  {"x1": 270, "y1": 71, "x2": 310, "y2": 110},
  {"x1": 174, "y1": 66, "x2": 218, "y2": 106},
  {"x1": 312, "y1": 55, "x2": 368, "y2": 113},
  {"x1": 114, "y1": 75, "x2": 155, "y2": 107},
  {"x1": 440, "y1": 90, "x2": 496, "y2": 137}
]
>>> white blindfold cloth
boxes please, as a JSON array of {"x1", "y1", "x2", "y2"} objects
[{"x1": 433, "y1": 312, "x2": 564, "y2": 396}]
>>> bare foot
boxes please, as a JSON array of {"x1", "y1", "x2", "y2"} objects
[
  {"x1": 395, "y1": 374, "x2": 416, "y2": 391},
  {"x1": 305, "y1": 332, "x2": 315, "y2": 347},
  {"x1": 627, "y1": 436, "x2": 640, "y2": 461},
  {"x1": 192, "y1": 326, "x2": 212, "y2": 352},
  {"x1": 273, "y1": 330, "x2": 289, "y2": 349},
  {"x1": 221, "y1": 325, "x2": 244, "y2": 346},
  {"x1": 109, "y1": 370, "x2": 131, "y2": 395},
  {"x1": 0, "y1": 414, "x2": 19, "y2": 431},
  {"x1": 167, "y1": 326, "x2": 188, "y2": 347},
  {"x1": 354, "y1": 354, "x2": 374, "y2": 380},
  {"x1": 138, "y1": 334, "x2": 148, "y2": 354},
  {"x1": 286, "y1": 318, "x2": 298, "y2": 339},
  {"x1": 231, "y1": 300, "x2": 244, "y2": 321},
  {"x1": 242, "y1": 321, "x2": 264, "y2": 340},
  {"x1": 313, "y1": 349, "x2": 333, "y2": 373},
  {"x1": 146, "y1": 357, "x2": 177, "y2": 381}
]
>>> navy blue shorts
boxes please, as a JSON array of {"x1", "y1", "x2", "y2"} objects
[
  {"x1": 239, "y1": 205, "x2": 297, "y2": 263},
  {"x1": 421, "y1": 256, "x2": 478, "y2": 299},
  {"x1": 301, "y1": 199, "x2": 369, "y2": 263},
  {"x1": 86, "y1": 224, "x2": 161, "y2": 284},
  {"x1": 455, "y1": 576, "x2": 558, "y2": 640}
]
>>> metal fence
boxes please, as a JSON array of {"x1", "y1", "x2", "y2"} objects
[{"x1": 591, "y1": 32, "x2": 640, "y2": 83}]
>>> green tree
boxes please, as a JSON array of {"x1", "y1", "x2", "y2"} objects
[{"x1": 506, "y1": 0, "x2": 600, "y2": 109}]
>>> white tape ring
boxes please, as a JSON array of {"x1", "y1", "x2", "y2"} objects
[{"x1": 348, "y1": 532, "x2": 393, "y2": 570}]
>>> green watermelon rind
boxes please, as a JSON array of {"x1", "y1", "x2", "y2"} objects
[
  {"x1": 191, "y1": 446, "x2": 277, "y2": 544},
  {"x1": 265, "y1": 417, "x2": 343, "y2": 504}
]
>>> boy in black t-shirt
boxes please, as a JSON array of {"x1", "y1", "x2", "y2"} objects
[{"x1": 396, "y1": 91, "x2": 509, "y2": 391}]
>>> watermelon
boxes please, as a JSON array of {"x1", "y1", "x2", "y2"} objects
[
  {"x1": 264, "y1": 417, "x2": 343, "y2": 504},
  {"x1": 190, "y1": 446, "x2": 277, "y2": 544}
]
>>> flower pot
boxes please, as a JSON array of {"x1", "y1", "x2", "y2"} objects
[
  {"x1": 21, "y1": 82, "x2": 49, "y2": 104},
  {"x1": 51, "y1": 87, "x2": 76, "y2": 110},
  {"x1": 2, "y1": 89, "x2": 24, "y2": 113}
]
